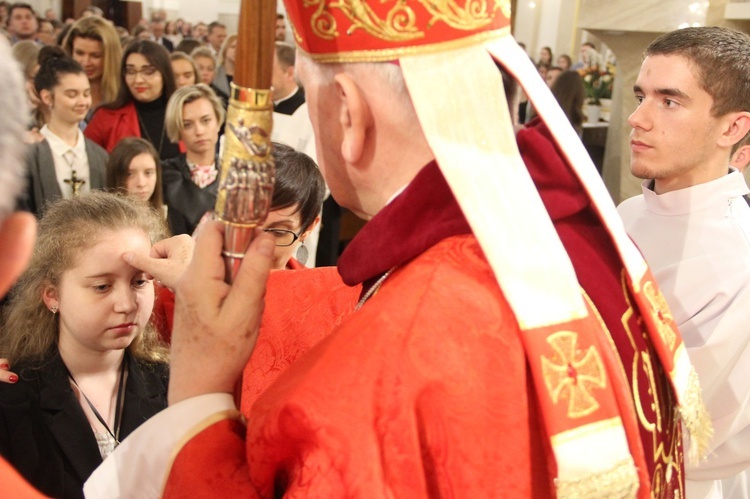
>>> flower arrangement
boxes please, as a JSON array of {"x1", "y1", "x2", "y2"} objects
[{"x1": 580, "y1": 64, "x2": 614, "y2": 105}]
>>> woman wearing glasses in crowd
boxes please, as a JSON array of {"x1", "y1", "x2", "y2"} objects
[
  {"x1": 62, "y1": 16, "x2": 122, "y2": 122},
  {"x1": 85, "y1": 40, "x2": 179, "y2": 161}
]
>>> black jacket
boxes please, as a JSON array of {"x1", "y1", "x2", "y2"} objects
[
  {"x1": 162, "y1": 153, "x2": 220, "y2": 235},
  {"x1": 0, "y1": 350, "x2": 168, "y2": 499}
]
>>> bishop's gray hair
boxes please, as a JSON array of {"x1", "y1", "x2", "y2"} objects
[{"x1": 0, "y1": 38, "x2": 30, "y2": 218}]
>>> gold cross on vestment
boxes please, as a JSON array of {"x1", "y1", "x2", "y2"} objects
[
  {"x1": 64, "y1": 169, "x2": 86, "y2": 197},
  {"x1": 541, "y1": 330, "x2": 606, "y2": 418}
]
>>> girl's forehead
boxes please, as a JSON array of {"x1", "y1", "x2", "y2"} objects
[{"x1": 68, "y1": 228, "x2": 151, "y2": 271}]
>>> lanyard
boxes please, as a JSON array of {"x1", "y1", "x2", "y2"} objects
[{"x1": 65, "y1": 355, "x2": 128, "y2": 446}]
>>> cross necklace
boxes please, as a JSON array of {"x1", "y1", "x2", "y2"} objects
[{"x1": 62, "y1": 150, "x2": 86, "y2": 197}]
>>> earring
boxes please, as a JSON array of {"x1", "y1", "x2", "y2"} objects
[
  {"x1": 296, "y1": 241, "x2": 309, "y2": 266},
  {"x1": 50, "y1": 306, "x2": 58, "y2": 314}
]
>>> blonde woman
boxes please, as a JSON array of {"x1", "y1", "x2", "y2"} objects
[
  {"x1": 161, "y1": 83, "x2": 224, "y2": 235},
  {"x1": 62, "y1": 16, "x2": 122, "y2": 118}
]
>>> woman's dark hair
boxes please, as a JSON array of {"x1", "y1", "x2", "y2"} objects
[
  {"x1": 106, "y1": 40, "x2": 176, "y2": 109},
  {"x1": 271, "y1": 142, "x2": 325, "y2": 232},
  {"x1": 33, "y1": 45, "x2": 85, "y2": 95},
  {"x1": 107, "y1": 137, "x2": 164, "y2": 211},
  {"x1": 551, "y1": 70, "x2": 586, "y2": 131}
]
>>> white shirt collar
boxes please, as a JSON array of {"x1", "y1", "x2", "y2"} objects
[
  {"x1": 40, "y1": 125, "x2": 86, "y2": 159},
  {"x1": 641, "y1": 168, "x2": 750, "y2": 216}
]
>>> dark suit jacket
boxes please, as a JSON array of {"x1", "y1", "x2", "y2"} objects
[
  {"x1": 157, "y1": 37, "x2": 174, "y2": 52},
  {"x1": 162, "y1": 153, "x2": 219, "y2": 235},
  {"x1": 0, "y1": 351, "x2": 168, "y2": 499},
  {"x1": 20, "y1": 138, "x2": 108, "y2": 217}
]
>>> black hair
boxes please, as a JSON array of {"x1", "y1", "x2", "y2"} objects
[
  {"x1": 8, "y1": 2, "x2": 34, "y2": 18},
  {"x1": 33, "y1": 45, "x2": 84, "y2": 95},
  {"x1": 106, "y1": 39, "x2": 176, "y2": 109},
  {"x1": 271, "y1": 142, "x2": 325, "y2": 232}
]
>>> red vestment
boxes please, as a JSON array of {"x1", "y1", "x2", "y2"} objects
[{"x1": 163, "y1": 122, "x2": 683, "y2": 497}]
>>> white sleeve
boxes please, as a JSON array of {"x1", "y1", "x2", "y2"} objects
[
  {"x1": 83, "y1": 393, "x2": 236, "y2": 499},
  {"x1": 684, "y1": 284, "x2": 750, "y2": 492}
]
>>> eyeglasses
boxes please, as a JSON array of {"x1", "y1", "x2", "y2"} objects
[
  {"x1": 124, "y1": 66, "x2": 159, "y2": 78},
  {"x1": 263, "y1": 228, "x2": 301, "y2": 247}
]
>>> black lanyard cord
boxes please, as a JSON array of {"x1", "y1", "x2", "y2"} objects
[{"x1": 65, "y1": 355, "x2": 128, "y2": 445}]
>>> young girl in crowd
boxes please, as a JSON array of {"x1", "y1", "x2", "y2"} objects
[
  {"x1": 191, "y1": 46, "x2": 229, "y2": 104},
  {"x1": 62, "y1": 16, "x2": 122, "y2": 119},
  {"x1": 107, "y1": 137, "x2": 165, "y2": 214},
  {"x1": 85, "y1": 40, "x2": 179, "y2": 161},
  {"x1": 0, "y1": 192, "x2": 169, "y2": 499},
  {"x1": 169, "y1": 51, "x2": 198, "y2": 88},
  {"x1": 22, "y1": 46, "x2": 108, "y2": 217}
]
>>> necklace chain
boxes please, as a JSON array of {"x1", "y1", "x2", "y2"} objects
[
  {"x1": 356, "y1": 266, "x2": 397, "y2": 310},
  {"x1": 136, "y1": 111, "x2": 166, "y2": 157}
]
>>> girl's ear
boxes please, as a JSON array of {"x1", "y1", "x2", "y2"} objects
[
  {"x1": 42, "y1": 282, "x2": 59, "y2": 312},
  {"x1": 39, "y1": 89, "x2": 53, "y2": 109}
]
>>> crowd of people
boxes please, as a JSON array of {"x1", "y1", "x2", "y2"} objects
[
  {"x1": 2, "y1": 3, "x2": 324, "y2": 251},
  {"x1": 0, "y1": 1, "x2": 748, "y2": 498}
]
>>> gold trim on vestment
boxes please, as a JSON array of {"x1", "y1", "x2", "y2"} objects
[
  {"x1": 555, "y1": 458, "x2": 639, "y2": 499},
  {"x1": 301, "y1": 26, "x2": 509, "y2": 63}
]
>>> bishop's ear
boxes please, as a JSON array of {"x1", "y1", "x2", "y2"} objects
[{"x1": 334, "y1": 73, "x2": 372, "y2": 165}]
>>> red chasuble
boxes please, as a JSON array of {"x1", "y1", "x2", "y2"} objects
[{"x1": 163, "y1": 121, "x2": 683, "y2": 498}]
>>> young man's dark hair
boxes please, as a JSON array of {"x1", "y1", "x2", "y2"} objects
[{"x1": 645, "y1": 26, "x2": 750, "y2": 118}]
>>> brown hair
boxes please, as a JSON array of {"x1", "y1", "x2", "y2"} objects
[
  {"x1": 107, "y1": 137, "x2": 165, "y2": 211},
  {"x1": 0, "y1": 192, "x2": 169, "y2": 366},
  {"x1": 645, "y1": 26, "x2": 750, "y2": 117},
  {"x1": 551, "y1": 70, "x2": 586, "y2": 131}
]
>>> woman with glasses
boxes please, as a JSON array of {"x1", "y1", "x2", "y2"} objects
[{"x1": 84, "y1": 40, "x2": 180, "y2": 161}]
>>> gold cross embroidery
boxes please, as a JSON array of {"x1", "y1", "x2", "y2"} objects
[
  {"x1": 643, "y1": 281, "x2": 677, "y2": 351},
  {"x1": 541, "y1": 331, "x2": 606, "y2": 418}
]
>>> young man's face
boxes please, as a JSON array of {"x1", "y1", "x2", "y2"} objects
[
  {"x1": 628, "y1": 54, "x2": 727, "y2": 193},
  {"x1": 8, "y1": 7, "x2": 37, "y2": 39}
]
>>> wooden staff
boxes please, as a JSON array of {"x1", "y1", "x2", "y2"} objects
[{"x1": 214, "y1": 0, "x2": 277, "y2": 282}]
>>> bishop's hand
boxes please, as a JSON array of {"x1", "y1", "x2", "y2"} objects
[{"x1": 167, "y1": 221, "x2": 275, "y2": 405}]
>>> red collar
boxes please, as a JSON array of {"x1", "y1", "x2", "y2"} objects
[{"x1": 337, "y1": 161, "x2": 471, "y2": 286}]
